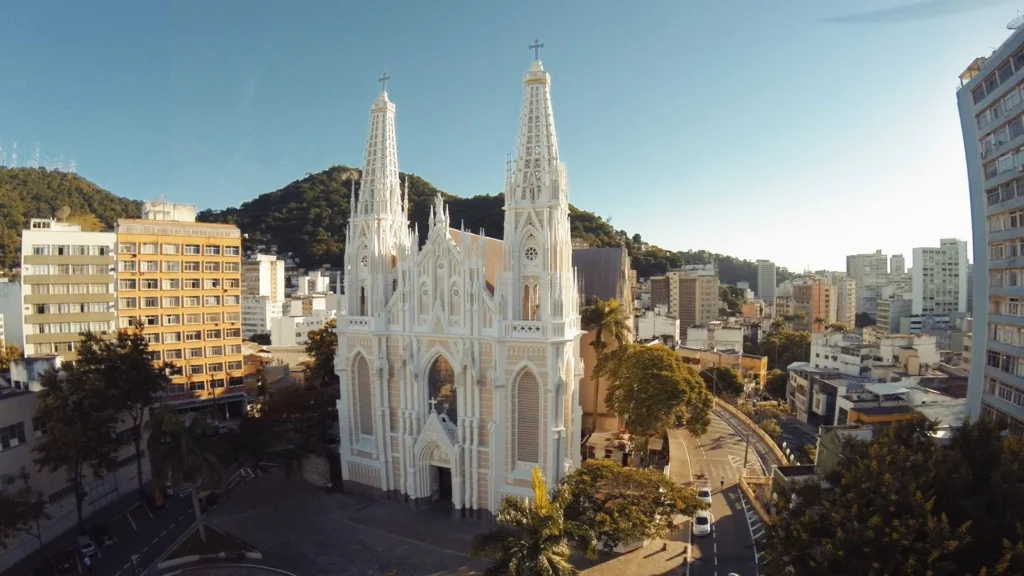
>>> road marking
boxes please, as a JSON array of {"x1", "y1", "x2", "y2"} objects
[
  {"x1": 686, "y1": 514, "x2": 692, "y2": 576},
  {"x1": 152, "y1": 537, "x2": 160, "y2": 544},
  {"x1": 144, "y1": 504, "x2": 154, "y2": 519},
  {"x1": 141, "y1": 546, "x2": 148, "y2": 553},
  {"x1": 161, "y1": 529, "x2": 167, "y2": 537},
  {"x1": 126, "y1": 511, "x2": 137, "y2": 531}
]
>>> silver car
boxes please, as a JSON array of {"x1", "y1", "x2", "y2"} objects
[
  {"x1": 75, "y1": 535, "x2": 97, "y2": 557},
  {"x1": 697, "y1": 486, "x2": 713, "y2": 506}
]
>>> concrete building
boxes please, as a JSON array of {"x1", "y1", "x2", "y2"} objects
[
  {"x1": 284, "y1": 294, "x2": 329, "y2": 317},
  {"x1": 957, "y1": 33, "x2": 1024, "y2": 431},
  {"x1": 912, "y1": 239, "x2": 968, "y2": 316},
  {"x1": 0, "y1": 281, "x2": 21, "y2": 350},
  {"x1": 847, "y1": 250, "x2": 889, "y2": 316},
  {"x1": 876, "y1": 294, "x2": 913, "y2": 335},
  {"x1": 270, "y1": 310, "x2": 336, "y2": 347},
  {"x1": 241, "y1": 295, "x2": 284, "y2": 339},
  {"x1": 835, "y1": 278, "x2": 857, "y2": 329},
  {"x1": 242, "y1": 254, "x2": 286, "y2": 301},
  {"x1": 649, "y1": 266, "x2": 718, "y2": 343},
  {"x1": 677, "y1": 346, "x2": 768, "y2": 386},
  {"x1": 756, "y1": 259, "x2": 776, "y2": 303},
  {"x1": 291, "y1": 269, "x2": 331, "y2": 296},
  {"x1": 686, "y1": 321, "x2": 743, "y2": 351},
  {"x1": 634, "y1": 310, "x2": 679, "y2": 347},
  {"x1": 891, "y1": 254, "x2": 906, "y2": 275},
  {"x1": 0, "y1": 356, "x2": 150, "y2": 573},
  {"x1": 793, "y1": 278, "x2": 836, "y2": 332},
  {"x1": 572, "y1": 246, "x2": 634, "y2": 315},
  {"x1": 0, "y1": 312, "x2": 4, "y2": 346},
  {"x1": 774, "y1": 295, "x2": 794, "y2": 319},
  {"x1": 809, "y1": 332, "x2": 877, "y2": 377},
  {"x1": 19, "y1": 219, "x2": 117, "y2": 360},
  {"x1": 116, "y1": 203, "x2": 249, "y2": 417}
]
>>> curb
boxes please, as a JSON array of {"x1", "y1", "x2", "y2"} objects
[{"x1": 158, "y1": 551, "x2": 262, "y2": 570}]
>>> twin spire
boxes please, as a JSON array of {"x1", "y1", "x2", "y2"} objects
[{"x1": 353, "y1": 40, "x2": 562, "y2": 221}]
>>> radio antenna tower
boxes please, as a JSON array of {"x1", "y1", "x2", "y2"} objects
[
  {"x1": 11, "y1": 141, "x2": 17, "y2": 168},
  {"x1": 30, "y1": 144, "x2": 40, "y2": 169},
  {"x1": 68, "y1": 157, "x2": 77, "y2": 174}
]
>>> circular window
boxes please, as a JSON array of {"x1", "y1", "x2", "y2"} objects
[
  {"x1": 452, "y1": 288, "x2": 460, "y2": 297},
  {"x1": 360, "y1": 255, "x2": 368, "y2": 267},
  {"x1": 525, "y1": 246, "x2": 539, "y2": 261}
]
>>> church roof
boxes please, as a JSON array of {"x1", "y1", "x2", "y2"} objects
[
  {"x1": 573, "y1": 246, "x2": 629, "y2": 304},
  {"x1": 448, "y1": 228, "x2": 503, "y2": 295}
]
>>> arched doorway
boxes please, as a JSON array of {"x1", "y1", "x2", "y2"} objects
[{"x1": 427, "y1": 355, "x2": 457, "y2": 424}]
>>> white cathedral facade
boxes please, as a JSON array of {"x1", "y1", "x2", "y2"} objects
[{"x1": 334, "y1": 54, "x2": 584, "y2": 520}]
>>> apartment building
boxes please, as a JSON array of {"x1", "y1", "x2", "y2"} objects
[
  {"x1": 115, "y1": 203, "x2": 248, "y2": 417},
  {"x1": 911, "y1": 238, "x2": 969, "y2": 316},
  {"x1": 291, "y1": 269, "x2": 331, "y2": 296},
  {"x1": 958, "y1": 32, "x2": 1024, "y2": 431},
  {"x1": 19, "y1": 219, "x2": 116, "y2": 360},
  {"x1": 847, "y1": 250, "x2": 889, "y2": 316},
  {"x1": 891, "y1": 254, "x2": 906, "y2": 275},
  {"x1": 270, "y1": 310, "x2": 336, "y2": 347},
  {"x1": 793, "y1": 278, "x2": 836, "y2": 332},
  {"x1": 876, "y1": 293, "x2": 912, "y2": 335},
  {"x1": 242, "y1": 254, "x2": 285, "y2": 300},
  {"x1": 835, "y1": 278, "x2": 857, "y2": 328},
  {"x1": 756, "y1": 259, "x2": 776, "y2": 303}
]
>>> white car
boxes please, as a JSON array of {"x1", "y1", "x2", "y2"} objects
[
  {"x1": 75, "y1": 535, "x2": 97, "y2": 558},
  {"x1": 693, "y1": 510, "x2": 713, "y2": 536},
  {"x1": 696, "y1": 486, "x2": 713, "y2": 506}
]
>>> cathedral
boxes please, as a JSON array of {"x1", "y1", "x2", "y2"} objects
[{"x1": 334, "y1": 49, "x2": 584, "y2": 520}]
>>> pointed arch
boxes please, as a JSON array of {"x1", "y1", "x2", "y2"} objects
[
  {"x1": 449, "y1": 279, "x2": 463, "y2": 323},
  {"x1": 352, "y1": 353, "x2": 373, "y2": 437},
  {"x1": 512, "y1": 368, "x2": 541, "y2": 466}
]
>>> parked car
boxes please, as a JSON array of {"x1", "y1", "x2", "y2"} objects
[
  {"x1": 198, "y1": 490, "x2": 223, "y2": 512},
  {"x1": 696, "y1": 486, "x2": 713, "y2": 506},
  {"x1": 693, "y1": 510, "x2": 713, "y2": 536},
  {"x1": 75, "y1": 535, "x2": 97, "y2": 558},
  {"x1": 92, "y1": 523, "x2": 116, "y2": 548},
  {"x1": 54, "y1": 549, "x2": 77, "y2": 573}
]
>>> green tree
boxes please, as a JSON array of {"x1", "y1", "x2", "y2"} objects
[
  {"x1": 0, "y1": 344, "x2": 21, "y2": 371},
  {"x1": 33, "y1": 365, "x2": 119, "y2": 532},
  {"x1": 760, "y1": 330, "x2": 811, "y2": 371},
  {"x1": 719, "y1": 285, "x2": 744, "y2": 316},
  {"x1": 146, "y1": 407, "x2": 223, "y2": 543},
  {"x1": 598, "y1": 344, "x2": 713, "y2": 462},
  {"x1": 561, "y1": 459, "x2": 706, "y2": 551},
  {"x1": 232, "y1": 415, "x2": 275, "y2": 470},
  {"x1": 247, "y1": 333, "x2": 271, "y2": 346},
  {"x1": 0, "y1": 470, "x2": 49, "y2": 554},
  {"x1": 769, "y1": 318, "x2": 788, "y2": 334},
  {"x1": 580, "y1": 297, "x2": 631, "y2": 432},
  {"x1": 75, "y1": 330, "x2": 168, "y2": 497},
  {"x1": 260, "y1": 384, "x2": 338, "y2": 457},
  {"x1": 825, "y1": 322, "x2": 849, "y2": 334},
  {"x1": 813, "y1": 316, "x2": 826, "y2": 331},
  {"x1": 699, "y1": 366, "x2": 744, "y2": 398},
  {"x1": 304, "y1": 318, "x2": 339, "y2": 388},
  {"x1": 470, "y1": 468, "x2": 596, "y2": 576},
  {"x1": 764, "y1": 369, "x2": 788, "y2": 400}
]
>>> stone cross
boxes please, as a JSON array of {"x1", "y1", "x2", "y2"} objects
[
  {"x1": 530, "y1": 39, "x2": 544, "y2": 60},
  {"x1": 429, "y1": 397, "x2": 438, "y2": 412},
  {"x1": 379, "y1": 72, "x2": 391, "y2": 92}
]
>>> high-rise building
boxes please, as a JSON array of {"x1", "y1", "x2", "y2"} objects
[
  {"x1": 846, "y1": 250, "x2": 889, "y2": 316},
  {"x1": 957, "y1": 33, "x2": 1024, "y2": 432},
  {"x1": 19, "y1": 219, "x2": 116, "y2": 360},
  {"x1": 835, "y1": 277, "x2": 857, "y2": 328},
  {"x1": 653, "y1": 266, "x2": 719, "y2": 341},
  {"x1": 890, "y1": 254, "x2": 906, "y2": 275},
  {"x1": 116, "y1": 203, "x2": 248, "y2": 416},
  {"x1": 756, "y1": 260, "x2": 776, "y2": 303},
  {"x1": 911, "y1": 239, "x2": 968, "y2": 316},
  {"x1": 242, "y1": 254, "x2": 285, "y2": 301},
  {"x1": 793, "y1": 278, "x2": 835, "y2": 333}
]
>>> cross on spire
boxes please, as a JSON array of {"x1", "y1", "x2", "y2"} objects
[
  {"x1": 379, "y1": 72, "x2": 391, "y2": 92},
  {"x1": 429, "y1": 397, "x2": 438, "y2": 412},
  {"x1": 529, "y1": 39, "x2": 544, "y2": 60}
]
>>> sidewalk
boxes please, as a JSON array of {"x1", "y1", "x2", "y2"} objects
[{"x1": 715, "y1": 407, "x2": 783, "y2": 473}]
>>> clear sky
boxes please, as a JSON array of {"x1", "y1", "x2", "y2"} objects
[{"x1": 0, "y1": 0, "x2": 1016, "y2": 272}]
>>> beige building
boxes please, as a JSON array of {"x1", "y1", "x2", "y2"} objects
[
  {"x1": 19, "y1": 219, "x2": 117, "y2": 360},
  {"x1": 835, "y1": 278, "x2": 857, "y2": 328},
  {"x1": 116, "y1": 204, "x2": 248, "y2": 417},
  {"x1": 793, "y1": 278, "x2": 836, "y2": 332},
  {"x1": 650, "y1": 266, "x2": 719, "y2": 343},
  {"x1": 242, "y1": 254, "x2": 285, "y2": 300}
]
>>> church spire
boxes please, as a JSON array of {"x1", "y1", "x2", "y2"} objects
[
  {"x1": 506, "y1": 41, "x2": 565, "y2": 208},
  {"x1": 355, "y1": 72, "x2": 402, "y2": 219}
]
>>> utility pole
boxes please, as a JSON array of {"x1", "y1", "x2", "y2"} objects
[{"x1": 742, "y1": 424, "x2": 752, "y2": 471}]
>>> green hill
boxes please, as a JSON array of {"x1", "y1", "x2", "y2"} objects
[
  {"x1": 0, "y1": 167, "x2": 141, "y2": 269},
  {"x1": 0, "y1": 165, "x2": 791, "y2": 290}
]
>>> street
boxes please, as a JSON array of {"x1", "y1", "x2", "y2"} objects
[
  {"x1": 679, "y1": 408, "x2": 774, "y2": 576},
  {"x1": 90, "y1": 494, "x2": 195, "y2": 576}
]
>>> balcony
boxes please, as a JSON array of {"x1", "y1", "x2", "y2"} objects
[
  {"x1": 341, "y1": 316, "x2": 371, "y2": 332},
  {"x1": 506, "y1": 321, "x2": 545, "y2": 339}
]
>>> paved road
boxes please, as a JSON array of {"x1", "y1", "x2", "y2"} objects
[{"x1": 679, "y1": 408, "x2": 770, "y2": 576}]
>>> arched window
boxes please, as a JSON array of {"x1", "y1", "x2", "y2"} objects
[
  {"x1": 427, "y1": 355, "x2": 457, "y2": 424},
  {"x1": 513, "y1": 370, "x2": 540, "y2": 465},
  {"x1": 353, "y1": 354, "x2": 373, "y2": 437},
  {"x1": 359, "y1": 286, "x2": 367, "y2": 316},
  {"x1": 521, "y1": 283, "x2": 540, "y2": 320},
  {"x1": 450, "y1": 282, "x2": 462, "y2": 321}
]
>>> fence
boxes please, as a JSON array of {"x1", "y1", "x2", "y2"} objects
[
  {"x1": 738, "y1": 475, "x2": 772, "y2": 525},
  {"x1": 714, "y1": 398, "x2": 787, "y2": 466}
]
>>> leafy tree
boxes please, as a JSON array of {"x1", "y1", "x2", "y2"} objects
[
  {"x1": 699, "y1": 366, "x2": 744, "y2": 398},
  {"x1": 825, "y1": 322, "x2": 849, "y2": 333},
  {"x1": 813, "y1": 316, "x2": 826, "y2": 331},
  {"x1": 760, "y1": 330, "x2": 811, "y2": 371},
  {"x1": 0, "y1": 470, "x2": 49, "y2": 553},
  {"x1": 598, "y1": 344, "x2": 713, "y2": 457},
  {"x1": 0, "y1": 344, "x2": 21, "y2": 371},
  {"x1": 247, "y1": 333, "x2": 271, "y2": 346},
  {"x1": 304, "y1": 318, "x2": 339, "y2": 388},
  {"x1": 561, "y1": 459, "x2": 706, "y2": 551},
  {"x1": 739, "y1": 401, "x2": 785, "y2": 439},
  {"x1": 470, "y1": 468, "x2": 596, "y2": 576},
  {"x1": 75, "y1": 330, "x2": 168, "y2": 497},
  {"x1": 146, "y1": 407, "x2": 223, "y2": 543},
  {"x1": 232, "y1": 415, "x2": 275, "y2": 470},
  {"x1": 260, "y1": 384, "x2": 338, "y2": 457},
  {"x1": 769, "y1": 318, "x2": 788, "y2": 334},
  {"x1": 764, "y1": 369, "x2": 788, "y2": 400},
  {"x1": 719, "y1": 285, "x2": 744, "y2": 316},
  {"x1": 581, "y1": 297, "x2": 631, "y2": 432},
  {"x1": 33, "y1": 365, "x2": 119, "y2": 532}
]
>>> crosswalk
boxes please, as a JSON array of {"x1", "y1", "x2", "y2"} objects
[{"x1": 740, "y1": 491, "x2": 766, "y2": 571}]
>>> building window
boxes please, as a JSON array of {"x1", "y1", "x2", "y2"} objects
[
  {"x1": 119, "y1": 279, "x2": 137, "y2": 290},
  {"x1": 224, "y1": 263, "x2": 240, "y2": 273},
  {"x1": 207, "y1": 362, "x2": 224, "y2": 373},
  {"x1": 228, "y1": 376, "x2": 244, "y2": 387},
  {"x1": 184, "y1": 279, "x2": 200, "y2": 290},
  {"x1": 144, "y1": 333, "x2": 161, "y2": 344},
  {"x1": 189, "y1": 365, "x2": 205, "y2": 376},
  {"x1": 165, "y1": 349, "x2": 183, "y2": 360},
  {"x1": 162, "y1": 243, "x2": 180, "y2": 255},
  {"x1": 163, "y1": 296, "x2": 181, "y2": 308},
  {"x1": 204, "y1": 278, "x2": 221, "y2": 289},
  {"x1": 204, "y1": 262, "x2": 221, "y2": 273},
  {"x1": 140, "y1": 243, "x2": 158, "y2": 254},
  {"x1": 225, "y1": 312, "x2": 240, "y2": 322},
  {"x1": 187, "y1": 347, "x2": 204, "y2": 359},
  {"x1": 148, "y1": 350, "x2": 162, "y2": 362},
  {"x1": 227, "y1": 360, "x2": 243, "y2": 371},
  {"x1": 226, "y1": 344, "x2": 242, "y2": 355},
  {"x1": 204, "y1": 296, "x2": 221, "y2": 306},
  {"x1": 225, "y1": 328, "x2": 241, "y2": 338},
  {"x1": 225, "y1": 279, "x2": 240, "y2": 289},
  {"x1": 119, "y1": 242, "x2": 137, "y2": 254},
  {"x1": 188, "y1": 380, "x2": 205, "y2": 391},
  {"x1": 119, "y1": 261, "x2": 137, "y2": 273},
  {"x1": 224, "y1": 295, "x2": 240, "y2": 306},
  {"x1": 164, "y1": 332, "x2": 182, "y2": 344},
  {"x1": 184, "y1": 313, "x2": 202, "y2": 324},
  {"x1": 354, "y1": 354, "x2": 373, "y2": 437},
  {"x1": 141, "y1": 261, "x2": 159, "y2": 273},
  {"x1": 205, "y1": 329, "x2": 222, "y2": 340},
  {"x1": 142, "y1": 315, "x2": 159, "y2": 327},
  {"x1": 225, "y1": 246, "x2": 240, "y2": 256},
  {"x1": 163, "y1": 279, "x2": 181, "y2": 290},
  {"x1": 210, "y1": 378, "x2": 226, "y2": 389},
  {"x1": 184, "y1": 296, "x2": 202, "y2": 307},
  {"x1": 185, "y1": 331, "x2": 203, "y2": 342},
  {"x1": 184, "y1": 244, "x2": 201, "y2": 255},
  {"x1": 162, "y1": 261, "x2": 181, "y2": 273},
  {"x1": 206, "y1": 346, "x2": 224, "y2": 357},
  {"x1": 140, "y1": 279, "x2": 159, "y2": 291},
  {"x1": 164, "y1": 314, "x2": 181, "y2": 326},
  {"x1": 32, "y1": 417, "x2": 48, "y2": 438},
  {"x1": 0, "y1": 422, "x2": 27, "y2": 451},
  {"x1": 142, "y1": 297, "x2": 159, "y2": 308},
  {"x1": 512, "y1": 369, "x2": 540, "y2": 465},
  {"x1": 183, "y1": 261, "x2": 201, "y2": 272},
  {"x1": 204, "y1": 245, "x2": 221, "y2": 256},
  {"x1": 205, "y1": 312, "x2": 223, "y2": 323}
]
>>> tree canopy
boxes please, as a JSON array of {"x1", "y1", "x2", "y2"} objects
[
  {"x1": 699, "y1": 366, "x2": 745, "y2": 398},
  {"x1": 764, "y1": 369, "x2": 788, "y2": 400},
  {"x1": 757, "y1": 330, "x2": 811, "y2": 371},
  {"x1": 764, "y1": 416, "x2": 1024, "y2": 575},
  {"x1": 304, "y1": 318, "x2": 339, "y2": 388}
]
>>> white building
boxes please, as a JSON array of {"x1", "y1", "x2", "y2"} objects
[
  {"x1": 686, "y1": 321, "x2": 743, "y2": 351},
  {"x1": 891, "y1": 254, "x2": 906, "y2": 275},
  {"x1": 634, "y1": 310, "x2": 680, "y2": 347},
  {"x1": 0, "y1": 281, "x2": 21, "y2": 351},
  {"x1": 242, "y1": 254, "x2": 286, "y2": 301},
  {"x1": 285, "y1": 294, "x2": 329, "y2": 317},
  {"x1": 911, "y1": 238, "x2": 968, "y2": 316},
  {"x1": 271, "y1": 310, "x2": 336, "y2": 347},
  {"x1": 835, "y1": 278, "x2": 857, "y2": 328},
  {"x1": 756, "y1": 260, "x2": 776, "y2": 303},
  {"x1": 334, "y1": 53, "x2": 583, "y2": 519},
  {"x1": 241, "y1": 296, "x2": 284, "y2": 339},
  {"x1": 847, "y1": 250, "x2": 889, "y2": 316},
  {"x1": 810, "y1": 332, "x2": 877, "y2": 377},
  {"x1": 140, "y1": 200, "x2": 196, "y2": 222},
  {"x1": 293, "y1": 270, "x2": 332, "y2": 296}
]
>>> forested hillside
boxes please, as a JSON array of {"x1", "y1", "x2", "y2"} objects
[
  {"x1": 0, "y1": 165, "x2": 791, "y2": 288},
  {"x1": 0, "y1": 167, "x2": 141, "y2": 269}
]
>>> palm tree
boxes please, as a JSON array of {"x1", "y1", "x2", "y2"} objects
[
  {"x1": 580, "y1": 297, "x2": 631, "y2": 434},
  {"x1": 769, "y1": 318, "x2": 789, "y2": 334},
  {"x1": 826, "y1": 322, "x2": 850, "y2": 334},
  {"x1": 146, "y1": 407, "x2": 223, "y2": 542},
  {"x1": 470, "y1": 468, "x2": 596, "y2": 576},
  {"x1": 813, "y1": 317, "x2": 826, "y2": 331}
]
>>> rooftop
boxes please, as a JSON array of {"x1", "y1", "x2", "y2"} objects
[
  {"x1": 775, "y1": 464, "x2": 817, "y2": 478},
  {"x1": 865, "y1": 382, "x2": 909, "y2": 396},
  {"x1": 851, "y1": 405, "x2": 914, "y2": 416}
]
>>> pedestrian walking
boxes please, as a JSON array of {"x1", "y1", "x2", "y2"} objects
[{"x1": 720, "y1": 475, "x2": 725, "y2": 489}]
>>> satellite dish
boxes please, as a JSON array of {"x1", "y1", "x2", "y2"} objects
[
  {"x1": 55, "y1": 206, "x2": 71, "y2": 222},
  {"x1": 1008, "y1": 14, "x2": 1024, "y2": 30}
]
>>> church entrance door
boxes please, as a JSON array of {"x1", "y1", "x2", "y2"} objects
[{"x1": 431, "y1": 466, "x2": 453, "y2": 503}]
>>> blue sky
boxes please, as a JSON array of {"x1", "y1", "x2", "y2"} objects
[{"x1": 0, "y1": 0, "x2": 1015, "y2": 272}]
